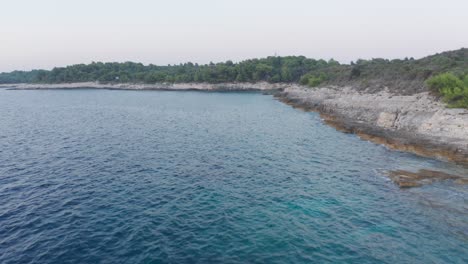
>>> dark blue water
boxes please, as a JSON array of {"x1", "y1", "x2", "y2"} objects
[{"x1": 0, "y1": 89, "x2": 467, "y2": 263}]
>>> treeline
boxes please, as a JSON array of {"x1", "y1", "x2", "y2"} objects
[
  {"x1": 0, "y1": 57, "x2": 340, "y2": 84},
  {"x1": 1, "y1": 48, "x2": 466, "y2": 94}
]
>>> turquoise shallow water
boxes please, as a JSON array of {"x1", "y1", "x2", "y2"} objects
[{"x1": 0, "y1": 89, "x2": 467, "y2": 263}]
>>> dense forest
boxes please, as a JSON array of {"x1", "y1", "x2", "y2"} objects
[
  {"x1": 1, "y1": 48, "x2": 467, "y2": 101},
  {"x1": 0, "y1": 57, "x2": 338, "y2": 84}
]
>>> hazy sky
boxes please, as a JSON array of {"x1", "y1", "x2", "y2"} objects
[{"x1": 1, "y1": 0, "x2": 467, "y2": 72}]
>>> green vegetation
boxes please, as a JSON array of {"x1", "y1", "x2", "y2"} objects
[
  {"x1": 0, "y1": 57, "x2": 337, "y2": 85},
  {"x1": 426, "y1": 73, "x2": 468, "y2": 108},
  {"x1": 0, "y1": 48, "x2": 467, "y2": 107},
  {"x1": 300, "y1": 73, "x2": 328, "y2": 87}
]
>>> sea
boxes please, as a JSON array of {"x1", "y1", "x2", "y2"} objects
[{"x1": 0, "y1": 89, "x2": 467, "y2": 263}]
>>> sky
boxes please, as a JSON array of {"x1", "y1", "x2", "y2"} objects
[{"x1": 0, "y1": 0, "x2": 467, "y2": 72}]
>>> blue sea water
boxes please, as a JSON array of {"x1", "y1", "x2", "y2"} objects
[{"x1": 0, "y1": 89, "x2": 467, "y2": 263}]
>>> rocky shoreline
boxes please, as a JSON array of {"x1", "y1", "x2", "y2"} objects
[
  {"x1": 275, "y1": 86, "x2": 468, "y2": 164},
  {"x1": 0, "y1": 81, "x2": 290, "y2": 91},
  {"x1": 3, "y1": 82, "x2": 468, "y2": 164}
]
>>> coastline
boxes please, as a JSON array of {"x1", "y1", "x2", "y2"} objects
[
  {"x1": 0, "y1": 81, "x2": 290, "y2": 91},
  {"x1": 2, "y1": 82, "x2": 468, "y2": 163},
  {"x1": 275, "y1": 86, "x2": 468, "y2": 164}
]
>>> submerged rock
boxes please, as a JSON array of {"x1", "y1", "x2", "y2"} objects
[
  {"x1": 455, "y1": 178, "x2": 468, "y2": 185},
  {"x1": 386, "y1": 169, "x2": 466, "y2": 188}
]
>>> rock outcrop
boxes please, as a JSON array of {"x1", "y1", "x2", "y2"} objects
[
  {"x1": 386, "y1": 169, "x2": 466, "y2": 188},
  {"x1": 276, "y1": 86, "x2": 468, "y2": 163}
]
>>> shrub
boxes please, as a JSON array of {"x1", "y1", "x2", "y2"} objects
[
  {"x1": 426, "y1": 73, "x2": 463, "y2": 92},
  {"x1": 300, "y1": 73, "x2": 327, "y2": 87},
  {"x1": 426, "y1": 73, "x2": 468, "y2": 109},
  {"x1": 464, "y1": 75, "x2": 468, "y2": 87},
  {"x1": 299, "y1": 74, "x2": 311, "y2": 85}
]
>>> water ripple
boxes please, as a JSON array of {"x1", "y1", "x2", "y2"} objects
[{"x1": 0, "y1": 90, "x2": 467, "y2": 263}]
